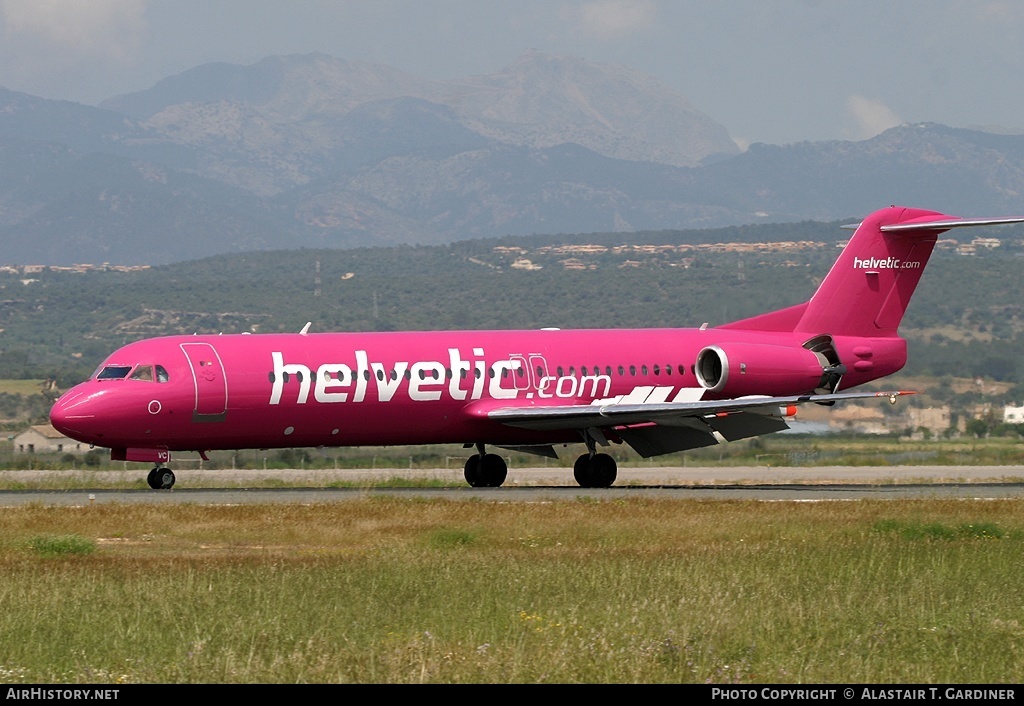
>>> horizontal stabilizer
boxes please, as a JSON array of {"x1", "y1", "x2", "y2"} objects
[{"x1": 842, "y1": 215, "x2": 1024, "y2": 233}]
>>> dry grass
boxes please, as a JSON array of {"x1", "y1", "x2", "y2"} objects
[{"x1": 0, "y1": 497, "x2": 1022, "y2": 683}]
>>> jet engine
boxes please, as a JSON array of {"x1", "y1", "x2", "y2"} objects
[{"x1": 694, "y1": 343, "x2": 827, "y2": 397}]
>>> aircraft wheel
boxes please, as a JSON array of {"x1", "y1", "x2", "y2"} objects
[
  {"x1": 146, "y1": 467, "x2": 162, "y2": 490},
  {"x1": 464, "y1": 454, "x2": 484, "y2": 487},
  {"x1": 572, "y1": 453, "x2": 617, "y2": 488},
  {"x1": 479, "y1": 453, "x2": 508, "y2": 487},
  {"x1": 155, "y1": 468, "x2": 176, "y2": 490},
  {"x1": 590, "y1": 453, "x2": 617, "y2": 488},
  {"x1": 573, "y1": 454, "x2": 593, "y2": 488}
]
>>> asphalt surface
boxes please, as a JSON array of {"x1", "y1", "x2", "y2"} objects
[{"x1": 2, "y1": 465, "x2": 1024, "y2": 505}]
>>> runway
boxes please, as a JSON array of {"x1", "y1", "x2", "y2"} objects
[{"x1": 2, "y1": 465, "x2": 1024, "y2": 505}]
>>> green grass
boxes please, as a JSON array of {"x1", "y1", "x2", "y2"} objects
[
  {"x1": 0, "y1": 498, "x2": 1023, "y2": 683},
  {"x1": 0, "y1": 379, "x2": 49, "y2": 395},
  {"x1": 25, "y1": 534, "x2": 96, "y2": 557}
]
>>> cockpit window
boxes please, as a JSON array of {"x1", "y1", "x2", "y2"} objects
[
  {"x1": 123, "y1": 364, "x2": 171, "y2": 382},
  {"x1": 96, "y1": 365, "x2": 132, "y2": 380}
]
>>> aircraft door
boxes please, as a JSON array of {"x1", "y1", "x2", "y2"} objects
[
  {"x1": 509, "y1": 354, "x2": 549, "y2": 393},
  {"x1": 509, "y1": 355, "x2": 530, "y2": 391},
  {"x1": 180, "y1": 342, "x2": 228, "y2": 422},
  {"x1": 528, "y1": 355, "x2": 549, "y2": 390}
]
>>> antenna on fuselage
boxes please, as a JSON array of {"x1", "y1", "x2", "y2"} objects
[{"x1": 299, "y1": 322, "x2": 312, "y2": 335}]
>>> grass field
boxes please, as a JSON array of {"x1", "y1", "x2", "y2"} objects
[
  {"x1": 0, "y1": 497, "x2": 1022, "y2": 683},
  {"x1": 0, "y1": 380, "x2": 48, "y2": 395}
]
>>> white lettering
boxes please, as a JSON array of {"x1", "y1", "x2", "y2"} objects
[
  {"x1": 371, "y1": 361, "x2": 407, "y2": 401},
  {"x1": 314, "y1": 363, "x2": 352, "y2": 403},
  {"x1": 410, "y1": 361, "x2": 445, "y2": 401},
  {"x1": 579, "y1": 374, "x2": 612, "y2": 398},
  {"x1": 853, "y1": 256, "x2": 922, "y2": 270},
  {"x1": 270, "y1": 352, "x2": 311, "y2": 404},
  {"x1": 555, "y1": 375, "x2": 578, "y2": 398},
  {"x1": 471, "y1": 359, "x2": 486, "y2": 400},
  {"x1": 354, "y1": 350, "x2": 369, "y2": 402},
  {"x1": 448, "y1": 348, "x2": 470, "y2": 400},
  {"x1": 537, "y1": 376, "x2": 554, "y2": 398},
  {"x1": 488, "y1": 360, "x2": 518, "y2": 399},
  {"x1": 268, "y1": 349, "x2": 632, "y2": 406}
]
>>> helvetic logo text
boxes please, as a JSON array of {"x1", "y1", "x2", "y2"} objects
[
  {"x1": 853, "y1": 256, "x2": 922, "y2": 270},
  {"x1": 269, "y1": 348, "x2": 614, "y2": 404}
]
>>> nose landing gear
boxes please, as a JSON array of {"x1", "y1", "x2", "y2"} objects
[{"x1": 146, "y1": 466, "x2": 176, "y2": 490}]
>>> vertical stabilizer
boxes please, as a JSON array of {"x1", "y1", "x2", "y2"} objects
[
  {"x1": 796, "y1": 206, "x2": 941, "y2": 337},
  {"x1": 723, "y1": 206, "x2": 1024, "y2": 337}
]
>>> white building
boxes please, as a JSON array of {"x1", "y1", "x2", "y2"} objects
[
  {"x1": 1003, "y1": 405, "x2": 1024, "y2": 424},
  {"x1": 12, "y1": 424, "x2": 83, "y2": 454}
]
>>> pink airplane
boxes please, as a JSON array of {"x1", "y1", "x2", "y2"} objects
[{"x1": 49, "y1": 206, "x2": 1024, "y2": 489}]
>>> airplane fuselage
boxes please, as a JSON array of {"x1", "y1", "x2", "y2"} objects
[{"x1": 50, "y1": 327, "x2": 907, "y2": 455}]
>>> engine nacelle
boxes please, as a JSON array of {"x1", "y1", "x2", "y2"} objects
[{"x1": 695, "y1": 343, "x2": 825, "y2": 397}]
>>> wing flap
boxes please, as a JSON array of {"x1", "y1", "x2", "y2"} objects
[
  {"x1": 486, "y1": 390, "x2": 910, "y2": 457},
  {"x1": 488, "y1": 390, "x2": 909, "y2": 430}
]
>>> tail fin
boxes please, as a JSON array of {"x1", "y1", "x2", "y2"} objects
[{"x1": 723, "y1": 206, "x2": 1024, "y2": 337}]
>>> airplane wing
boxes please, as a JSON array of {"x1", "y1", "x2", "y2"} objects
[{"x1": 486, "y1": 390, "x2": 912, "y2": 458}]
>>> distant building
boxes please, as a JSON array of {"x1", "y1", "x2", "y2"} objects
[
  {"x1": 1004, "y1": 404, "x2": 1024, "y2": 424},
  {"x1": 825, "y1": 404, "x2": 890, "y2": 435},
  {"x1": 907, "y1": 406, "x2": 961, "y2": 437},
  {"x1": 12, "y1": 424, "x2": 83, "y2": 454}
]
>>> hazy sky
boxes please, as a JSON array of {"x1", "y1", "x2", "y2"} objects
[{"x1": 1, "y1": 0, "x2": 1022, "y2": 148}]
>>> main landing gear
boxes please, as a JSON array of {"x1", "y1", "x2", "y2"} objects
[
  {"x1": 463, "y1": 443, "x2": 508, "y2": 487},
  {"x1": 147, "y1": 466, "x2": 176, "y2": 490},
  {"x1": 462, "y1": 440, "x2": 619, "y2": 488},
  {"x1": 573, "y1": 452, "x2": 617, "y2": 488}
]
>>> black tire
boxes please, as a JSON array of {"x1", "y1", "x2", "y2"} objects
[
  {"x1": 146, "y1": 467, "x2": 161, "y2": 490},
  {"x1": 590, "y1": 453, "x2": 617, "y2": 488},
  {"x1": 573, "y1": 454, "x2": 592, "y2": 487},
  {"x1": 156, "y1": 468, "x2": 176, "y2": 489},
  {"x1": 479, "y1": 453, "x2": 508, "y2": 487},
  {"x1": 464, "y1": 454, "x2": 484, "y2": 487}
]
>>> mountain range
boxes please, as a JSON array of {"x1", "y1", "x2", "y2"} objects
[{"x1": 1, "y1": 51, "x2": 1023, "y2": 266}]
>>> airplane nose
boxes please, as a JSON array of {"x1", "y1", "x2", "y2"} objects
[{"x1": 49, "y1": 387, "x2": 100, "y2": 441}]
